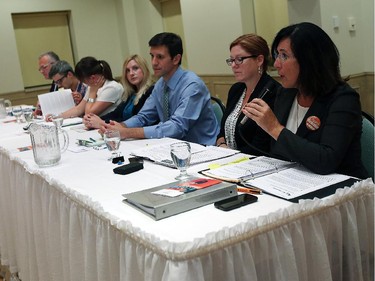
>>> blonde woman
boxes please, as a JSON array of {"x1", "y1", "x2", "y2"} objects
[{"x1": 84, "y1": 54, "x2": 154, "y2": 129}]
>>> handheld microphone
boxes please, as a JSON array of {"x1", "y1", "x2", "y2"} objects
[{"x1": 239, "y1": 81, "x2": 276, "y2": 126}]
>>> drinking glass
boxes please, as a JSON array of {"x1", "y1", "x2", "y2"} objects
[
  {"x1": 12, "y1": 106, "x2": 23, "y2": 123},
  {"x1": 104, "y1": 130, "x2": 121, "y2": 160},
  {"x1": 170, "y1": 142, "x2": 191, "y2": 180},
  {"x1": 51, "y1": 116, "x2": 64, "y2": 130},
  {"x1": 23, "y1": 107, "x2": 34, "y2": 125}
]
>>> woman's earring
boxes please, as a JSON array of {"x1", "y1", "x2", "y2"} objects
[{"x1": 258, "y1": 66, "x2": 262, "y2": 75}]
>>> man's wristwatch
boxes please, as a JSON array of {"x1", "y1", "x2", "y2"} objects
[{"x1": 87, "y1": 98, "x2": 96, "y2": 103}]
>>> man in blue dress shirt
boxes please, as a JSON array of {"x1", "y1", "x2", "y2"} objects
[{"x1": 101, "y1": 32, "x2": 219, "y2": 145}]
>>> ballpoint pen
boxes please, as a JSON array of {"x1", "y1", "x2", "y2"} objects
[
  {"x1": 77, "y1": 139, "x2": 93, "y2": 146},
  {"x1": 237, "y1": 186, "x2": 262, "y2": 195}
]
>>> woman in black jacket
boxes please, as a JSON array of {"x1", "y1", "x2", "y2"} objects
[
  {"x1": 216, "y1": 34, "x2": 281, "y2": 155},
  {"x1": 242, "y1": 22, "x2": 368, "y2": 179}
]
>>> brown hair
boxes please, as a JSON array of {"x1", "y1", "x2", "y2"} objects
[{"x1": 230, "y1": 34, "x2": 270, "y2": 72}]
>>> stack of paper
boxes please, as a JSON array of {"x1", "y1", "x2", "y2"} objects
[{"x1": 130, "y1": 139, "x2": 239, "y2": 168}]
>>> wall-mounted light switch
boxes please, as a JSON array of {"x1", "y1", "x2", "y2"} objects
[
  {"x1": 332, "y1": 16, "x2": 339, "y2": 29},
  {"x1": 348, "y1": 17, "x2": 356, "y2": 31}
]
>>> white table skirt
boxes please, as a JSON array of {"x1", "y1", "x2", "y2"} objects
[{"x1": 0, "y1": 123, "x2": 373, "y2": 281}]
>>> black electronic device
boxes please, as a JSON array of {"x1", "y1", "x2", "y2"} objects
[
  {"x1": 112, "y1": 156, "x2": 125, "y2": 164},
  {"x1": 214, "y1": 194, "x2": 258, "y2": 211},
  {"x1": 128, "y1": 157, "x2": 144, "y2": 164},
  {"x1": 113, "y1": 162, "x2": 143, "y2": 175},
  {"x1": 239, "y1": 80, "x2": 277, "y2": 126}
]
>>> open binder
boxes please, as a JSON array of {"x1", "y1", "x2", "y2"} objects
[
  {"x1": 200, "y1": 156, "x2": 356, "y2": 202},
  {"x1": 122, "y1": 178, "x2": 237, "y2": 220},
  {"x1": 200, "y1": 156, "x2": 297, "y2": 183}
]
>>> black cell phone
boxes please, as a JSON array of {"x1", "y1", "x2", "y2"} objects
[
  {"x1": 214, "y1": 194, "x2": 258, "y2": 211},
  {"x1": 128, "y1": 157, "x2": 144, "y2": 164},
  {"x1": 113, "y1": 162, "x2": 143, "y2": 175}
]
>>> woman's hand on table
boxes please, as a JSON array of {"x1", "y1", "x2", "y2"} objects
[{"x1": 83, "y1": 113, "x2": 105, "y2": 129}]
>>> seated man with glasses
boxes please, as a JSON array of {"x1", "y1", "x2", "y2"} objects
[
  {"x1": 38, "y1": 51, "x2": 60, "y2": 91},
  {"x1": 35, "y1": 51, "x2": 60, "y2": 115},
  {"x1": 49, "y1": 60, "x2": 88, "y2": 105}
]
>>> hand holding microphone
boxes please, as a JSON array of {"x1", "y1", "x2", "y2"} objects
[{"x1": 239, "y1": 81, "x2": 276, "y2": 126}]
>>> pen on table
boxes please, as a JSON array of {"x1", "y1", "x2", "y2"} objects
[
  {"x1": 89, "y1": 137, "x2": 96, "y2": 143},
  {"x1": 77, "y1": 139, "x2": 92, "y2": 145},
  {"x1": 237, "y1": 186, "x2": 262, "y2": 195}
]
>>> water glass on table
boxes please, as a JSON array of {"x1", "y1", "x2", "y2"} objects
[
  {"x1": 23, "y1": 107, "x2": 34, "y2": 125},
  {"x1": 103, "y1": 130, "x2": 121, "y2": 160},
  {"x1": 12, "y1": 106, "x2": 23, "y2": 123},
  {"x1": 170, "y1": 142, "x2": 192, "y2": 180},
  {"x1": 51, "y1": 116, "x2": 64, "y2": 130}
]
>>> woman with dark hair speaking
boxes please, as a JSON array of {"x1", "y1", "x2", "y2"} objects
[{"x1": 242, "y1": 22, "x2": 368, "y2": 179}]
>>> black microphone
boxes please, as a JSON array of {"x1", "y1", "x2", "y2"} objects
[{"x1": 239, "y1": 81, "x2": 276, "y2": 126}]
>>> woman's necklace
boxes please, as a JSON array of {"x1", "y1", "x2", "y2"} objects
[
  {"x1": 242, "y1": 87, "x2": 254, "y2": 108},
  {"x1": 296, "y1": 95, "x2": 310, "y2": 129},
  {"x1": 296, "y1": 101, "x2": 299, "y2": 130},
  {"x1": 296, "y1": 94, "x2": 301, "y2": 128}
]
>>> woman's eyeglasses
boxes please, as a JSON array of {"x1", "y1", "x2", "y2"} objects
[
  {"x1": 273, "y1": 51, "x2": 294, "y2": 62},
  {"x1": 226, "y1": 55, "x2": 258, "y2": 66}
]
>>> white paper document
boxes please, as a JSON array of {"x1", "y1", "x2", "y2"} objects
[
  {"x1": 61, "y1": 117, "x2": 83, "y2": 127},
  {"x1": 201, "y1": 156, "x2": 295, "y2": 182},
  {"x1": 131, "y1": 139, "x2": 239, "y2": 168},
  {"x1": 38, "y1": 89, "x2": 75, "y2": 117},
  {"x1": 244, "y1": 166, "x2": 350, "y2": 200},
  {"x1": 200, "y1": 156, "x2": 353, "y2": 200}
]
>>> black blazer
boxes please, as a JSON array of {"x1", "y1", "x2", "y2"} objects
[
  {"x1": 101, "y1": 85, "x2": 154, "y2": 123},
  {"x1": 217, "y1": 73, "x2": 281, "y2": 155},
  {"x1": 271, "y1": 83, "x2": 368, "y2": 179}
]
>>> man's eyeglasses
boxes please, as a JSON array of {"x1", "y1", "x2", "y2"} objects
[
  {"x1": 54, "y1": 74, "x2": 67, "y2": 85},
  {"x1": 38, "y1": 62, "x2": 52, "y2": 72},
  {"x1": 273, "y1": 51, "x2": 294, "y2": 62},
  {"x1": 226, "y1": 55, "x2": 258, "y2": 66}
]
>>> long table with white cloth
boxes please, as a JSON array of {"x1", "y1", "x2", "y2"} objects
[{"x1": 0, "y1": 117, "x2": 373, "y2": 281}]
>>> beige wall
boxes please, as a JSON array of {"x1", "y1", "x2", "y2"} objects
[
  {"x1": 122, "y1": 0, "x2": 164, "y2": 60},
  {"x1": 253, "y1": 0, "x2": 289, "y2": 45},
  {"x1": 202, "y1": 73, "x2": 374, "y2": 116},
  {"x1": 288, "y1": 0, "x2": 374, "y2": 76},
  {"x1": 0, "y1": 0, "x2": 124, "y2": 94},
  {"x1": 0, "y1": 0, "x2": 373, "y2": 115},
  {"x1": 180, "y1": 0, "x2": 248, "y2": 75},
  {"x1": 161, "y1": 0, "x2": 188, "y2": 69}
]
